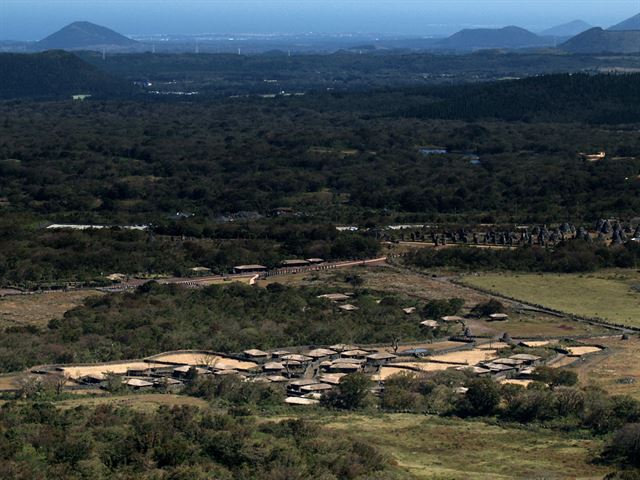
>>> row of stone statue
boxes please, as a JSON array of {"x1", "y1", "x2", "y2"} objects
[{"x1": 398, "y1": 220, "x2": 640, "y2": 246}]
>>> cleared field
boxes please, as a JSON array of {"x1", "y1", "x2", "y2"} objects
[
  {"x1": 567, "y1": 346, "x2": 603, "y2": 357},
  {"x1": 464, "y1": 314, "x2": 611, "y2": 338},
  {"x1": 463, "y1": 272, "x2": 640, "y2": 327},
  {"x1": 55, "y1": 393, "x2": 209, "y2": 411},
  {"x1": 259, "y1": 265, "x2": 488, "y2": 305},
  {"x1": 430, "y1": 348, "x2": 498, "y2": 365},
  {"x1": 571, "y1": 336, "x2": 640, "y2": 399},
  {"x1": 61, "y1": 362, "x2": 166, "y2": 379},
  {"x1": 148, "y1": 352, "x2": 258, "y2": 371},
  {"x1": 319, "y1": 413, "x2": 607, "y2": 479},
  {"x1": 388, "y1": 362, "x2": 459, "y2": 373},
  {"x1": 0, "y1": 290, "x2": 103, "y2": 328},
  {"x1": 0, "y1": 374, "x2": 20, "y2": 391}
]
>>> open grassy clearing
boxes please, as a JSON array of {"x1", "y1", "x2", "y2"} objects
[
  {"x1": 463, "y1": 271, "x2": 640, "y2": 327},
  {"x1": 0, "y1": 290, "x2": 103, "y2": 328},
  {"x1": 465, "y1": 314, "x2": 611, "y2": 338},
  {"x1": 54, "y1": 393, "x2": 210, "y2": 411},
  {"x1": 314, "y1": 413, "x2": 608, "y2": 479},
  {"x1": 571, "y1": 336, "x2": 640, "y2": 399},
  {"x1": 259, "y1": 264, "x2": 490, "y2": 304}
]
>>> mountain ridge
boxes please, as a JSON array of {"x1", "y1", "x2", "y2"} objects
[
  {"x1": 540, "y1": 20, "x2": 592, "y2": 37},
  {"x1": 36, "y1": 21, "x2": 138, "y2": 51},
  {"x1": 608, "y1": 13, "x2": 640, "y2": 31},
  {"x1": 561, "y1": 27, "x2": 640, "y2": 54},
  {"x1": 437, "y1": 26, "x2": 548, "y2": 51}
]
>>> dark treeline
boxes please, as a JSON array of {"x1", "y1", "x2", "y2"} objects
[
  {"x1": 406, "y1": 240, "x2": 640, "y2": 273},
  {"x1": 0, "y1": 283, "x2": 437, "y2": 373},
  {"x1": 395, "y1": 73, "x2": 640, "y2": 124},
  {"x1": 0, "y1": 216, "x2": 379, "y2": 287}
]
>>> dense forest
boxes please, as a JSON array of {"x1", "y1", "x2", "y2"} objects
[
  {"x1": 2, "y1": 86, "x2": 640, "y2": 225},
  {"x1": 1, "y1": 73, "x2": 640, "y2": 284},
  {"x1": 396, "y1": 73, "x2": 640, "y2": 123},
  {"x1": 0, "y1": 402, "x2": 392, "y2": 479},
  {"x1": 405, "y1": 239, "x2": 640, "y2": 273}
]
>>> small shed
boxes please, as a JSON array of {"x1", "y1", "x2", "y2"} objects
[
  {"x1": 509, "y1": 354, "x2": 542, "y2": 365},
  {"x1": 306, "y1": 258, "x2": 325, "y2": 264},
  {"x1": 299, "y1": 383, "x2": 333, "y2": 393},
  {"x1": 80, "y1": 373, "x2": 106, "y2": 384},
  {"x1": 330, "y1": 344, "x2": 358, "y2": 352},
  {"x1": 306, "y1": 348, "x2": 339, "y2": 360},
  {"x1": 339, "y1": 304, "x2": 359, "y2": 312},
  {"x1": 341, "y1": 349, "x2": 371, "y2": 359},
  {"x1": 263, "y1": 362, "x2": 285, "y2": 372},
  {"x1": 420, "y1": 320, "x2": 439, "y2": 328},
  {"x1": 285, "y1": 397, "x2": 319, "y2": 406},
  {"x1": 281, "y1": 354, "x2": 313, "y2": 363},
  {"x1": 398, "y1": 348, "x2": 430, "y2": 357},
  {"x1": 233, "y1": 264, "x2": 267, "y2": 274},
  {"x1": 281, "y1": 259, "x2": 310, "y2": 268},
  {"x1": 366, "y1": 352, "x2": 398, "y2": 365},
  {"x1": 318, "y1": 293, "x2": 351, "y2": 302},
  {"x1": 123, "y1": 378, "x2": 154, "y2": 390},
  {"x1": 243, "y1": 349, "x2": 270, "y2": 360},
  {"x1": 492, "y1": 358, "x2": 524, "y2": 367},
  {"x1": 271, "y1": 350, "x2": 291, "y2": 358},
  {"x1": 319, "y1": 373, "x2": 346, "y2": 385},
  {"x1": 172, "y1": 365, "x2": 210, "y2": 378},
  {"x1": 328, "y1": 362, "x2": 363, "y2": 373}
]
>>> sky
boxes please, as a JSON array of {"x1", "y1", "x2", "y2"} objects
[{"x1": 0, "y1": 0, "x2": 638, "y2": 40}]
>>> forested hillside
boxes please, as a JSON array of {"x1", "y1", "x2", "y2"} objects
[
  {"x1": 0, "y1": 51, "x2": 134, "y2": 100},
  {"x1": 395, "y1": 73, "x2": 640, "y2": 123}
]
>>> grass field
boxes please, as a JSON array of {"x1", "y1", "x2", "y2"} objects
[
  {"x1": 0, "y1": 290, "x2": 103, "y2": 328},
  {"x1": 54, "y1": 393, "x2": 210, "y2": 411},
  {"x1": 463, "y1": 271, "x2": 640, "y2": 327},
  {"x1": 571, "y1": 336, "x2": 640, "y2": 399},
  {"x1": 316, "y1": 413, "x2": 607, "y2": 479}
]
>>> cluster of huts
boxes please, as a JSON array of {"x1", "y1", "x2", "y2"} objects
[
  {"x1": 458, "y1": 353, "x2": 542, "y2": 379},
  {"x1": 242, "y1": 344, "x2": 399, "y2": 405}
]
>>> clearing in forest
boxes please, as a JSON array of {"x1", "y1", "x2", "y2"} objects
[{"x1": 463, "y1": 271, "x2": 640, "y2": 327}]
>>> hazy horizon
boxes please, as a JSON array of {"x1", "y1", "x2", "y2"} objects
[{"x1": 0, "y1": 0, "x2": 638, "y2": 41}]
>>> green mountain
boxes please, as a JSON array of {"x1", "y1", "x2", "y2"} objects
[
  {"x1": 36, "y1": 21, "x2": 138, "y2": 51},
  {"x1": 608, "y1": 13, "x2": 640, "y2": 31},
  {"x1": 437, "y1": 26, "x2": 548, "y2": 50},
  {"x1": 561, "y1": 27, "x2": 640, "y2": 53},
  {"x1": 0, "y1": 50, "x2": 134, "y2": 100}
]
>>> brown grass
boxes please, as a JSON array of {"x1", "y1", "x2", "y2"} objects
[
  {"x1": 571, "y1": 336, "x2": 640, "y2": 399},
  {"x1": 319, "y1": 413, "x2": 607, "y2": 479},
  {"x1": 0, "y1": 290, "x2": 103, "y2": 328},
  {"x1": 55, "y1": 393, "x2": 210, "y2": 411}
]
